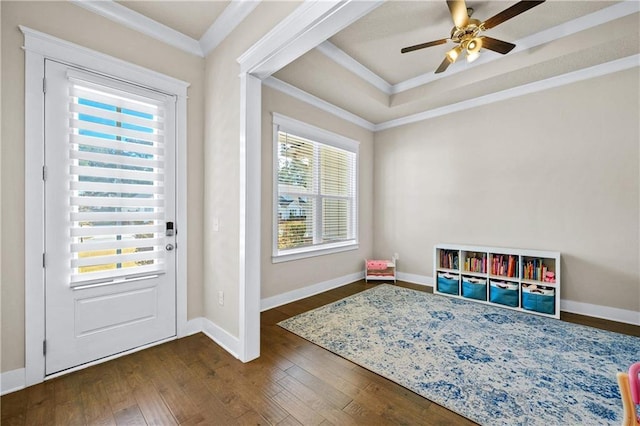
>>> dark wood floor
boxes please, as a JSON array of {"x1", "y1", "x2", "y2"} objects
[{"x1": 2, "y1": 281, "x2": 638, "y2": 425}]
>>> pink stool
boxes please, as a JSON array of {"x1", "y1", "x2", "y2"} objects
[{"x1": 617, "y1": 362, "x2": 640, "y2": 426}]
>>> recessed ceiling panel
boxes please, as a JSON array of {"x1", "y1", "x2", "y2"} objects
[
  {"x1": 276, "y1": 9, "x2": 638, "y2": 125},
  {"x1": 329, "y1": 1, "x2": 621, "y2": 85}
]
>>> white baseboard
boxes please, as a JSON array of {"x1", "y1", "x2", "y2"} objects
[
  {"x1": 260, "y1": 271, "x2": 364, "y2": 311},
  {"x1": 397, "y1": 272, "x2": 433, "y2": 287},
  {"x1": 561, "y1": 300, "x2": 639, "y2": 326},
  {"x1": 200, "y1": 317, "x2": 240, "y2": 359},
  {"x1": 1, "y1": 368, "x2": 25, "y2": 396},
  {"x1": 182, "y1": 317, "x2": 204, "y2": 337},
  {"x1": 400, "y1": 273, "x2": 639, "y2": 326}
]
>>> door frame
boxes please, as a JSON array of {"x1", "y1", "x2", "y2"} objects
[
  {"x1": 23, "y1": 26, "x2": 190, "y2": 386},
  {"x1": 235, "y1": 0, "x2": 383, "y2": 362}
]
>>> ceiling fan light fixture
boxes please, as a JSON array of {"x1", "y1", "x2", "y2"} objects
[
  {"x1": 466, "y1": 51, "x2": 480, "y2": 63},
  {"x1": 446, "y1": 45, "x2": 463, "y2": 63},
  {"x1": 467, "y1": 37, "x2": 483, "y2": 54}
]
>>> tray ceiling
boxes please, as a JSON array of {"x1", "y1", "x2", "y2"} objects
[
  {"x1": 328, "y1": 1, "x2": 619, "y2": 85},
  {"x1": 86, "y1": 1, "x2": 639, "y2": 127}
]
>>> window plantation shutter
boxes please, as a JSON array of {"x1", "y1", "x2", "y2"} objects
[
  {"x1": 320, "y1": 144, "x2": 356, "y2": 242},
  {"x1": 275, "y1": 115, "x2": 358, "y2": 257},
  {"x1": 277, "y1": 132, "x2": 315, "y2": 249},
  {"x1": 67, "y1": 73, "x2": 169, "y2": 285}
]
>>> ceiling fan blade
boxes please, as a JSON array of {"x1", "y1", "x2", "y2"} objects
[
  {"x1": 447, "y1": 0, "x2": 469, "y2": 28},
  {"x1": 401, "y1": 39, "x2": 448, "y2": 54},
  {"x1": 481, "y1": 0, "x2": 545, "y2": 30},
  {"x1": 435, "y1": 57, "x2": 453, "y2": 74},
  {"x1": 481, "y1": 36, "x2": 516, "y2": 54}
]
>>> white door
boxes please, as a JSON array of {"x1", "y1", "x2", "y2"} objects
[{"x1": 44, "y1": 60, "x2": 176, "y2": 375}]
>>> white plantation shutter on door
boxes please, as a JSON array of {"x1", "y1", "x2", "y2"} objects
[
  {"x1": 67, "y1": 72, "x2": 171, "y2": 285},
  {"x1": 273, "y1": 114, "x2": 358, "y2": 259}
]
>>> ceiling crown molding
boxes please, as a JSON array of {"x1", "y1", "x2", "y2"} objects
[
  {"x1": 376, "y1": 54, "x2": 640, "y2": 131},
  {"x1": 263, "y1": 77, "x2": 376, "y2": 131},
  {"x1": 264, "y1": 55, "x2": 638, "y2": 132},
  {"x1": 71, "y1": 0, "x2": 263, "y2": 58},
  {"x1": 200, "y1": 0, "x2": 261, "y2": 56},
  {"x1": 71, "y1": 0, "x2": 204, "y2": 57},
  {"x1": 316, "y1": 41, "x2": 392, "y2": 94}
]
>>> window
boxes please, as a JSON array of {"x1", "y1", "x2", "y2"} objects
[
  {"x1": 67, "y1": 71, "x2": 170, "y2": 285},
  {"x1": 273, "y1": 113, "x2": 358, "y2": 262}
]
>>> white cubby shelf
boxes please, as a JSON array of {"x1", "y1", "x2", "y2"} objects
[{"x1": 434, "y1": 243, "x2": 561, "y2": 319}]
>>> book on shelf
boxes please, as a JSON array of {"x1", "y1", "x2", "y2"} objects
[
  {"x1": 440, "y1": 250, "x2": 459, "y2": 270},
  {"x1": 523, "y1": 258, "x2": 549, "y2": 281},
  {"x1": 491, "y1": 254, "x2": 517, "y2": 278},
  {"x1": 464, "y1": 253, "x2": 487, "y2": 273},
  {"x1": 507, "y1": 255, "x2": 515, "y2": 277}
]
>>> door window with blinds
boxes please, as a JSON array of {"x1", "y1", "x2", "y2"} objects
[
  {"x1": 272, "y1": 113, "x2": 358, "y2": 262},
  {"x1": 67, "y1": 71, "x2": 172, "y2": 285}
]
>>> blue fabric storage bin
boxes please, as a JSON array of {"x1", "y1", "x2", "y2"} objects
[
  {"x1": 462, "y1": 277, "x2": 487, "y2": 300},
  {"x1": 522, "y1": 287, "x2": 555, "y2": 315},
  {"x1": 437, "y1": 273, "x2": 459, "y2": 295},
  {"x1": 489, "y1": 281, "x2": 518, "y2": 307}
]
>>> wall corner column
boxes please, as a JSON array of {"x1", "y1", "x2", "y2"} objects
[{"x1": 238, "y1": 72, "x2": 262, "y2": 362}]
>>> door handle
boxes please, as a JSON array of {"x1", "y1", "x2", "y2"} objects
[{"x1": 166, "y1": 244, "x2": 174, "y2": 251}]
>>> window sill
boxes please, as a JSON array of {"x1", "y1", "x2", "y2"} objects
[{"x1": 272, "y1": 241, "x2": 359, "y2": 264}]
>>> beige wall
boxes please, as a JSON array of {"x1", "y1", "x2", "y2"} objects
[
  {"x1": 374, "y1": 68, "x2": 640, "y2": 312},
  {"x1": 202, "y1": 1, "x2": 300, "y2": 336},
  {"x1": 1, "y1": 1, "x2": 205, "y2": 372},
  {"x1": 261, "y1": 87, "x2": 374, "y2": 299}
]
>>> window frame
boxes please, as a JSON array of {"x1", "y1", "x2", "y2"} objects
[{"x1": 272, "y1": 113, "x2": 359, "y2": 263}]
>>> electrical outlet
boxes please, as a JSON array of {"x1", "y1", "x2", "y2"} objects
[
  {"x1": 394, "y1": 252, "x2": 399, "y2": 260},
  {"x1": 218, "y1": 290, "x2": 224, "y2": 306}
]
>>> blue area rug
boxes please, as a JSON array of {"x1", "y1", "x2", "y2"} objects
[{"x1": 278, "y1": 284, "x2": 639, "y2": 425}]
